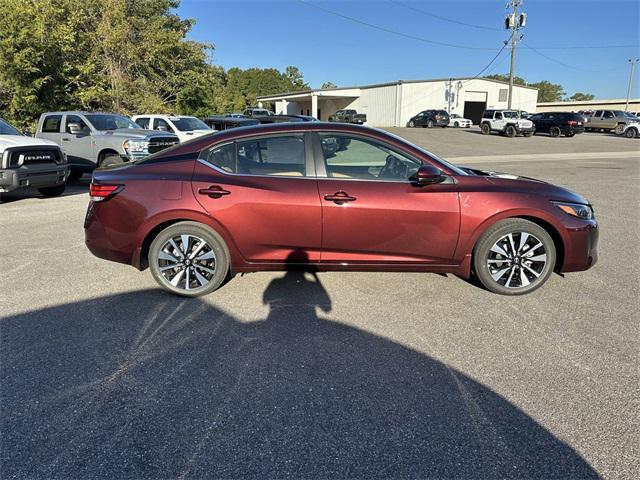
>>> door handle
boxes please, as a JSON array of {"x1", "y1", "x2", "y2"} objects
[
  {"x1": 198, "y1": 185, "x2": 231, "y2": 198},
  {"x1": 62, "y1": 138, "x2": 70, "y2": 141},
  {"x1": 324, "y1": 191, "x2": 356, "y2": 204}
]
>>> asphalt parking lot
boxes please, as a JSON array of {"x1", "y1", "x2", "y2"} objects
[{"x1": 1, "y1": 129, "x2": 639, "y2": 479}]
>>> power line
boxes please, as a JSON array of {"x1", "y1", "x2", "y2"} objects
[
  {"x1": 297, "y1": 0, "x2": 496, "y2": 50},
  {"x1": 388, "y1": 0, "x2": 502, "y2": 32},
  {"x1": 521, "y1": 42, "x2": 615, "y2": 73},
  {"x1": 461, "y1": 36, "x2": 511, "y2": 84}
]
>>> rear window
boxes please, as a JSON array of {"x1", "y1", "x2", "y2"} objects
[
  {"x1": 482, "y1": 110, "x2": 494, "y2": 118},
  {"x1": 42, "y1": 115, "x2": 62, "y2": 133},
  {"x1": 135, "y1": 117, "x2": 150, "y2": 129},
  {"x1": 200, "y1": 135, "x2": 306, "y2": 177}
]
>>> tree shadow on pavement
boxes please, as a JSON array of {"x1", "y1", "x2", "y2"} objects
[{"x1": 1, "y1": 276, "x2": 598, "y2": 478}]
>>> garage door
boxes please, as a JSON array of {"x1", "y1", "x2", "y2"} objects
[{"x1": 464, "y1": 101, "x2": 487, "y2": 125}]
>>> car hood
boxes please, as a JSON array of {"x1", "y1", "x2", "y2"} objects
[
  {"x1": 464, "y1": 167, "x2": 590, "y2": 204},
  {"x1": 96, "y1": 128, "x2": 178, "y2": 139},
  {"x1": 0, "y1": 134, "x2": 59, "y2": 152}
]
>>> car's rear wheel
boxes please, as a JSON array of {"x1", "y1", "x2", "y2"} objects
[
  {"x1": 615, "y1": 124, "x2": 625, "y2": 135},
  {"x1": 481, "y1": 123, "x2": 491, "y2": 135},
  {"x1": 625, "y1": 127, "x2": 637, "y2": 138},
  {"x1": 427, "y1": 119, "x2": 434, "y2": 128},
  {"x1": 505, "y1": 125, "x2": 517, "y2": 137},
  {"x1": 408, "y1": 120, "x2": 415, "y2": 127},
  {"x1": 473, "y1": 218, "x2": 556, "y2": 295},
  {"x1": 550, "y1": 126, "x2": 561, "y2": 137},
  {"x1": 149, "y1": 222, "x2": 230, "y2": 297}
]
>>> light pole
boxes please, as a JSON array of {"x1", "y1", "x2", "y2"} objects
[{"x1": 625, "y1": 58, "x2": 639, "y2": 111}]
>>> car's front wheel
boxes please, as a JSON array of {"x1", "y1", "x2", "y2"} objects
[
  {"x1": 149, "y1": 222, "x2": 230, "y2": 297},
  {"x1": 625, "y1": 127, "x2": 637, "y2": 138},
  {"x1": 473, "y1": 218, "x2": 556, "y2": 295}
]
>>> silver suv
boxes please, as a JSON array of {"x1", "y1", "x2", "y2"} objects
[
  {"x1": 36, "y1": 112, "x2": 179, "y2": 180},
  {"x1": 586, "y1": 110, "x2": 639, "y2": 133}
]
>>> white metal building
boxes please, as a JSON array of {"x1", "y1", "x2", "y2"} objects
[{"x1": 257, "y1": 77, "x2": 538, "y2": 127}]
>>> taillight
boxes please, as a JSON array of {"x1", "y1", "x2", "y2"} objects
[
  {"x1": 89, "y1": 183, "x2": 122, "y2": 202},
  {"x1": 567, "y1": 120, "x2": 578, "y2": 126}
]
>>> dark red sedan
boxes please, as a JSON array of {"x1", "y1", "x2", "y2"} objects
[{"x1": 85, "y1": 123, "x2": 598, "y2": 296}]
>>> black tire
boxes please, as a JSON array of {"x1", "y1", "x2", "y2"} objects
[
  {"x1": 505, "y1": 125, "x2": 517, "y2": 138},
  {"x1": 37, "y1": 184, "x2": 65, "y2": 197},
  {"x1": 454, "y1": 121, "x2": 459, "y2": 128},
  {"x1": 408, "y1": 120, "x2": 415, "y2": 128},
  {"x1": 565, "y1": 132, "x2": 575, "y2": 137},
  {"x1": 100, "y1": 153, "x2": 123, "y2": 167},
  {"x1": 149, "y1": 221, "x2": 230, "y2": 297},
  {"x1": 427, "y1": 119, "x2": 434, "y2": 128},
  {"x1": 550, "y1": 126, "x2": 561, "y2": 138},
  {"x1": 614, "y1": 124, "x2": 625, "y2": 135},
  {"x1": 624, "y1": 127, "x2": 637, "y2": 138},
  {"x1": 481, "y1": 123, "x2": 491, "y2": 135},
  {"x1": 68, "y1": 170, "x2": 83, "y2": 182},
  {"x1": 473, "y1": 218, "x2": 556, "y2": 295}
]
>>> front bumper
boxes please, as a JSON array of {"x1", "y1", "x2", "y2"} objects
[
  {"x1": 0, "y1": 163, "x2": 68, "y2": 193},
  {"x1": 517, "y1": 126, "x2": 536, "y2": 134},
  {"x1": 561, "y1": 220, "x2": 599, "y2": 272}
]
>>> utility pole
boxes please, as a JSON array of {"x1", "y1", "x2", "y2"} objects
[
  {"x1": 505, "y1": 0, "x2": 526, "y2": 109},
  {"x1": 625, "y1": 58, "x2": 639, "y2": 111}
]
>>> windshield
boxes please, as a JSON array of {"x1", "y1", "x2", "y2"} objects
[
  {"x1": 0, "y1": 118, "x2": 22, "y2": 135},
  {"x1": 85, "y1": 114, "x2": 139, "y2": 130},
  {"x1": 503, "y1": 111, "x2": 519, "y2": 119},
  {"x1": 623, "y1": 112, "x2": 639, "y2": 118},
  {"x1": 169, "y1": 117, "x2": 211, "y2": 131}
]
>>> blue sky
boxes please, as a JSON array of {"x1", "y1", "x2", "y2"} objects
[{"x1": 177, "y1": 0, "x2": 640, "y2": 99}]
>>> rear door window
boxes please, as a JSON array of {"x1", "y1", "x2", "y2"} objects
[
  {"x1": 237, "y1": 136, "x2": 305, "y2": 176},
  {"x1": 603, "y1": 111, "x2": 614, "y2": 119},
  {"x1": 42, "y1": 115, "x2": 62, "y2": 133}
]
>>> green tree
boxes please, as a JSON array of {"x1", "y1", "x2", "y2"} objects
[
  {"x1": 484, "y1": 74, "x2": 527, "y2": 86},
  {"x1": 529, "y1": 80, "x2": 565, "y2": 102},
  {"x1": 321, "y1": 81, "x2": 337, "y2": 89},
  {"x1": 568, "y1": 92, "x2": 595, "y2": 101}
]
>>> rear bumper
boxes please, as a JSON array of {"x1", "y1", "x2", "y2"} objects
[
  {"x1": 563, "y1": 126, "x2": 585, "y2": 135},
  {"x1": 0, "y1": 164, "x2": 68, "y2": 193},
  {"x1": 561, "y1": 221, "x2": 599, "y2": 272}
]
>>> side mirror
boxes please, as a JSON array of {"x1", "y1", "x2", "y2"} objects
[
  {"x1": 414, "y1": 164, "x2": 444, "y2": 185},
  {"x1": 156, "y1": 125, "x2": 168, "y2": 132},
  {"x1": 68, "y1": 123, "x2": 82, "y2": 135}
]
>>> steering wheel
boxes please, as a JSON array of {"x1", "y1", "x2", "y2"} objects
[{"x1": 378, "y1": 154, "x2": 408, "y2": 179}]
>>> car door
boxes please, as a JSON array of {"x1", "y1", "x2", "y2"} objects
[
  {"x1": 531, "y1": 113, "x2": 547, "y2": 132},
  {"x1": 601, "y1": 111, "x2": 616, "y2": 129},
  {"x1": 313, "y1": 132, "x2": 460, "y2": 265},
  {"x1": 37, "y1": 114, "x2": 63, "y2": 145},
  {"x1": 61, "y1": 114, "x2": 95, "y2": 162},
  {"x1": 192, "y1": 132, "x2": 322, "y2": 264},
  {"x1": 590, "y1": 110, "x2": 603, "y2": 129},
  {"x1": 493, "y1": 111, "x2": 506, "y2": 131}
]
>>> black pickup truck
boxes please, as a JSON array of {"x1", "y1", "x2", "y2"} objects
[{"x1": 328, "y1": 109, "x2": 367, "y2": 124}]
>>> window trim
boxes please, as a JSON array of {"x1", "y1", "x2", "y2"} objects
[
  {"x1": 41, "y1": 114, "x2": 63, "y2": 133},
  {"x1": 198, "y1": 132, "x2": 316, "y2": 179},
  {"x1": 311, "y1": 131, "x2": 429, "y2": 184}
]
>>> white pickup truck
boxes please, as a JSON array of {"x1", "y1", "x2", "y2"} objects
[{"x1": 1, "y1": 117, "x2": 68, "y2": 197}]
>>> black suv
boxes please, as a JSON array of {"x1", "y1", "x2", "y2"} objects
[
  {"x1": 407, "y1": 110, "x2": 450, "y2": 128},
  {"x1": 528, "y1": 112, "x2": 585, "y2": 137}
]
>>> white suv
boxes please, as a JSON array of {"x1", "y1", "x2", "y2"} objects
[
  {"x1": 132, "y1": 115, "x2": 213, "y2": 143},
  {"x1": 480, "y1": 110, "x2": 535, "y2": 137}
]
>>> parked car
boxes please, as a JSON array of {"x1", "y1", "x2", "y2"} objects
[
  {"x1": 328, "y1": 109, "x2": 367, "y2": 124},
  {"x1": 480, "y1": 110, "x2": 535, "y2": 137},
  {"x1": 585, "y1": 110, "x2": 637, "y2": 133},
  {"x1": 528, "y1": 112, "x2": 585, "y2": 137},
  {"x1": 226, "y1": 113, "x2": 246, "y2": 118},
  {"x1": 407, "y1": 110, "x2": 449, "y2": 128},
  {"x1": 619, "y1": 121, "x2": 640, "y2": 138},
  {"x1": 132, "y1": 115, "x2": 213, "y2": 143},
  {"x1": 243, "y1": 108, "x2": 275, "y2": 117},
  {"x1": 1, "y1": 117, "x2": 68, "y2": 197},
  {"x1": 36, "y1": 112, "x2": 179, "y2": 181},
  {"x1": 517, "y1": 110, "x2": 531, "y2": 119},
  {"x1": 85, "y1": 122, "x2": 598, "y2": 297},
  {"x1": 448, "y1": 114, "x2": 472, "y2": 128},
  {"x1": 254, "y1": 115, "x2": 306, "y2": 124},
  {"x1": 202, "y1": 116, "x2": 260, "y2": 131}
]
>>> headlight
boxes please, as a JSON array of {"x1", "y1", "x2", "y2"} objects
[
  {"x1": 552, "y1": 201, "x2": 594, "y2": 220},
  {"x1": 123, "y1": 139, "x2": 148, "y2": 154}
]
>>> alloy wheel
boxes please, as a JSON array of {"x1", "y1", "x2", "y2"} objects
[
  {"x1": 486, "y1": 232, "x2": 547, "y2": 289},
  {"x1": 157, "y1": 234, "x2": 217, "y2": 291}
]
